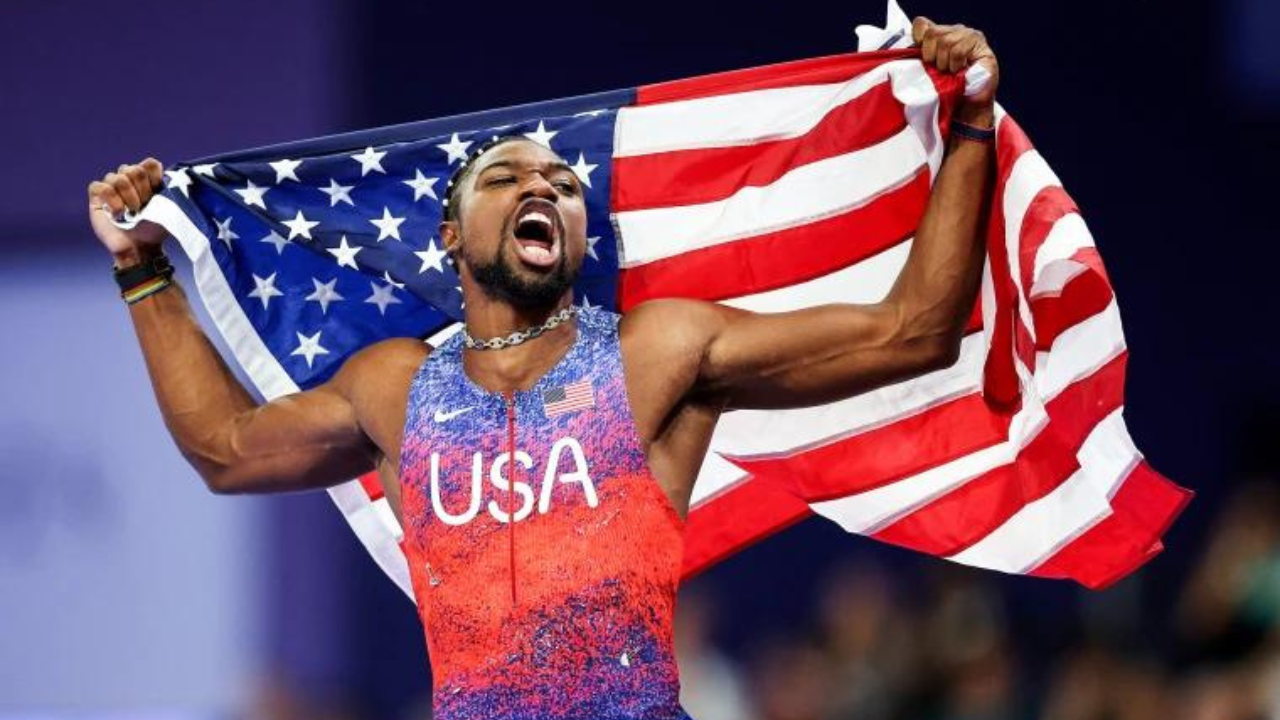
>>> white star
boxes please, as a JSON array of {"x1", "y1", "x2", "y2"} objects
[
  {"x1": 247, "y1": 272, "x2": 284, "y2": 310},
  {"x1": 585, "y1": 235, "x2": 601, "y2": 261},
  {"x1": 569, "y1": 153, "x2": 598, "y2": 188},
  {"x1": 369, "y1": 207, "x2": 406, "y2": 242},
  {"x1": 291, "y1": 331, "x2": 329, "y2": 368},
  {"x1": 319, "y1": 178, "x2": 355, "y2": 207},
  {"x1": 522, "y1": 121, "x2": 558, "y2": 149},
  {"x1": 414, "y1": 238, "x2": 448, "y2": 273},
  {"x1": 270, "y1": 158, "x2": 303, "y2": 183},
  {"x1": 282, "y1": 210, "x2": 319, "y2": 240},
  {"x1": 403, "y1": 170, "x2": 440, "y2": 202},
  {"x1": 304, "y1": 277, "x2": 344, "y2": 314},
  {"x1": 192, "y1": 163, "x2": 218, "y2": 178},
  {"x1": 234, "y1": 180, "x2": 268, "y2": 209},
  {"x1": 164, "y1": 168, "x2": 192, "y2": 197},
  {"x1": 437, "y1": 133, "x2": 473, "y2": 164},
  {"x1": 381, "y1": 271, "x2": 405, "y2": 290},
  {"x1": 327, "y1": 236, "x2": 362, "y2": 269},
  {"x1": 351, "y1": 146, "x2": 387, "y2": 176},
  {"x1": 365, "y1": 282, "x2": 402, "y2": 315},
  {"x1": 214, "y1": 217, "x2": 239, "y2": 247},
  {"x1": 260, "y1": 230, "x2": 289, "y2": 255},
  {"x1": 579, "y1": 294, "x2": 595, "y2": 309}
]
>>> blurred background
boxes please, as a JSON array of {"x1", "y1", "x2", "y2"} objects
[{"x1": 2, "y1": 0, "x2": 1278, "y2": 718}]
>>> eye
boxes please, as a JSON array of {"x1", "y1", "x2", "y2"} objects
[
  {"x1": 553, "y1": 179, "x2": 578, "y2": 194},
  {"x1": 485, "y1": 175, "x2": 516, "y2": 186}
]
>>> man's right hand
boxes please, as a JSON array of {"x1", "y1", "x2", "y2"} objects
[{"x1": 87, "y1": 158, "x2": 169, "y2": 264}]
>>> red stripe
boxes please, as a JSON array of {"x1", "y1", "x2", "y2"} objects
[
  {"x1": 1015, "y1": 186, "x2": 1078, "y2": 293},
  {"x1": 869, "y1": 351, "x2": 1129, "y2": 557},
  {"x1": 359, "y1": 471, "x2": 383, "y2": 501},
  {"x1": 728, "y1": 347, "x2": 1012, "y2": 501},
  {"x1": 733, "y1": 392, "x2": 1015, "y2": 502},
  {"x1": 636, "y1": 49, "x2": 940, "y2": 105},
  {"x1": 681, "y1": 477, "x2": 813, "y2": 579},
  {"x1": 1030, "y1": 249, "x2": 1114, "y2": 350},
  {"x1": 615, "y1": 81, "x2": 907, "y2": 212},
  {"x1": 617, "y1": 169, "x2": 929, "y2": 308},
  {"x1": 981, "y1": 114, "x2": 1038, "y2": 409},
  {"x1": 1029, "y1": 462, "x2": 1193, "y2": 589}
]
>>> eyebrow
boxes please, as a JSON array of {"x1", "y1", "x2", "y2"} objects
[{"x1": 476, "y1": 159, "x2": 575, "y2": 176}]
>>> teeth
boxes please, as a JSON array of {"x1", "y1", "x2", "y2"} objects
[
  {"x1": 520, "y1": 211, "x2": 552, "y2": 227},
  {"x1": 523, "y1": 245, "x2": 553, "y2": 261}
]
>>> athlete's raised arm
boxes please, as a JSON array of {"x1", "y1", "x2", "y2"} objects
[
  {"x1": 88, "y1": 160, "x2": 418, "y2": 494},
  {"x1": 626, "y1": 19, "x2": 998, "y2": 412}
]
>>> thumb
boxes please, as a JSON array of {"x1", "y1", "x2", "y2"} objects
[{"x1": 911, "y1": 16, "x2": 934, "y2": 45}]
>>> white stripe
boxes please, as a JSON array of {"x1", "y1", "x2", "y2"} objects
[
  {"x1": 723, "y1": 240, "x2": 909, "y2": 312},
  {"x1": 616, "y1": 127, "x2": 927, "y2": 268},
  {"x1": 946, "y1": 408, "x2": 1139, "y2": 573},
  {"x1": 1002, "y1": 150, "x2": 1062, "y2": 343},
  {"x1": 615, "y1": 59, "x2": 934, "y2": 157},
  {"x1": 1030, "y1": 213, "x2": 1096, "y2": 298},
  {"x1": 808, "y1": 300, "x2": 1125, "y2": 534},
  {"x1": 138, "y1": 195, "x2": 415, "y2": 600},
  {"x1": 1034, "y1": 299, "x2": 1125, "y2": 401}
]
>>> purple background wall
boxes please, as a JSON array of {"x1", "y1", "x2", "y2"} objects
[{"x1": 2, "y1": 0, "x2": 1277, "y2": 717}]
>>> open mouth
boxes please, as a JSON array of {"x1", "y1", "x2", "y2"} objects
[{"x1": 510, "y1": 198, "x2": 562, "y2": 269}]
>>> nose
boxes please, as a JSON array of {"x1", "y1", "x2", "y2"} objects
[{"x1": 519, "y1": 174, "x2": 558, "y2": 203}]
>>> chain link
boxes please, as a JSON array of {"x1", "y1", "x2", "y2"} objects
[{"x1": 463, "y1": 306, "x2": 577, "y2": 350}]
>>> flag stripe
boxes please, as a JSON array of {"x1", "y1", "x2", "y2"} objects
[
  {"x1": 945, "y1": 408, "x2": 1138, "y2": 573},
  {"x1": 1029, "y1": 462, "x2": 1193, "y2": 589},
  {"x1": 617, "y1": 169, "x2": 929, "y2": 307},
  {"x1": 614, "y1": 80, "x2": 907, "y2": 212},
  {"x1": 635, "y1": 49, "x2": 935, "y2": 105},
  {"x1": 868, "y1": 350, "x2": 1127, "y2": 556},
  {"x1": 616, "y1": 126, "x2": 927, "y2": 268},
  {"x1": 680, "y1": 473, "x2": 814, "y2": 578}
]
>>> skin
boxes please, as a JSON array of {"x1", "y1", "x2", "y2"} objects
[{"x1": 88, "y1": 18, "x2": 999, "y2": 527}]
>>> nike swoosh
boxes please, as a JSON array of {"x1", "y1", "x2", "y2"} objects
[{"x1": 433, "y1": 406, "x2": 475, "y2": 422}]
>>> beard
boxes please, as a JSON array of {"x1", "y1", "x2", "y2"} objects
[{"x1": 464, "y1": 235, "x2": 579, "y2": 308}]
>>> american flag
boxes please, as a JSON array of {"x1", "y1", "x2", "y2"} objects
[
  {"x1": 133, "y1": 39, "x2": 1189, "y2": 594},
  {"x1": 543, "y1": 379, "x2": 596, "y2": 418}
]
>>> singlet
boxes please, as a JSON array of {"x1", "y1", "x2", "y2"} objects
[{"x1": 398, "y1": 306, "x2": 693, "y2": 720}]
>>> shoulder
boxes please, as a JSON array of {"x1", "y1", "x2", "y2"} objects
[
  {"x1": 328, "y1": 336, "x2": 432, "y2": 400},
  {"x1": 619, "y1": 298, "x2": 743, "y2": 350}
]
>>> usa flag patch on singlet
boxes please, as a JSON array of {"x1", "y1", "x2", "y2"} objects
[{"x1": 542, "y1": 378, "x2": 594, "y2": 417}]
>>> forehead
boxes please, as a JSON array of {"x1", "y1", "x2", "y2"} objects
[{"x1": 472, "y1": 140, "x2": 569, "y2": 174}]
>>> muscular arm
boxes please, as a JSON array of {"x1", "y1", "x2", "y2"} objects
[
  {"x1": 628, "y1": 20, "x2": 998, "y2": 412},
  {"x1": 89, "y1": 159, "x2": 417, "y2": 495},
  {"x1": 124, "y1": 277, "x2": 378, "y2": 493}
]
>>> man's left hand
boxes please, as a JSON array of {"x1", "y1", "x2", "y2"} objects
[{"x1": 912, "y1": 17, "x2": 999, "y2": 112}]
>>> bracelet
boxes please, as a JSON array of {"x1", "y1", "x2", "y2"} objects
[
  {"x1": 950, "y1": 119, "x2": 996, "y2": 143},
  {"x1": 114, "y1": 253, "x2": 175, "y2": 305}
]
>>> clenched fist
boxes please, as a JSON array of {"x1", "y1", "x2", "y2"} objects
[
  {"x1": 912, "y1": 17, "x2": 999, "y2": 113},
  {"x1": 87, "y1": 158, "x2": 168, "y2": 264}
]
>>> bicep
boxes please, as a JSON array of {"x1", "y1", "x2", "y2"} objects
[
  {"x1": 698, "y1": 301, "x2": 951, "y2": 410},
  {"x1": 211, "y1": 383, "x2": 375, "y2": 494}
]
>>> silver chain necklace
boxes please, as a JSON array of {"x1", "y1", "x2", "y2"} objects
[{"x1": 463, "y1": 306, "x2": 577, "y2": 350}]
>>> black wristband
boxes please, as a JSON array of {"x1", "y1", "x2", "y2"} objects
[
  {"x1": 950, "y1": 120, "x2": 996, "y2": 143},
  {"x1": 114, "y1": 253, "x2": 174, "y2": 293}
]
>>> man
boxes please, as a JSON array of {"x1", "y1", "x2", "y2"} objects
[{"x1": 88, "y1": 18, "x2": 997, "y2": 720}]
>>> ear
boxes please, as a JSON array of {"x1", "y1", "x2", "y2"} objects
[{"x1": 439, "y1": 219, "x2": 460, "y2": 258}]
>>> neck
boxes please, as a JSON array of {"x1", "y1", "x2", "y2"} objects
[{"x1": 458, "y1": 279, "x2": 577, "y2": 392}]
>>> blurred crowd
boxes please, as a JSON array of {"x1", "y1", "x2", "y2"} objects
[{"x1": 676, "y1": 477, "x2": 1280, "y2": 720}]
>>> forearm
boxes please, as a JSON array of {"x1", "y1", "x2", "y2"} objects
[
  {"x1": 119, "y1": 248, "x2": 258, "y2": 485},
  {"x1": 885, "y1": 103, "x2": 996, "y2": 353}
]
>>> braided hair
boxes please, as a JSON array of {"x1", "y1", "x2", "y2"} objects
[{"x1": 441, "y1": 134, "x2": 532, "y2": 222}]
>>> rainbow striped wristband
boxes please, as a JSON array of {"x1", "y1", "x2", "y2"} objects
[{"x1": 115, "y1": 253, "x2": 175, "y2": 305}]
